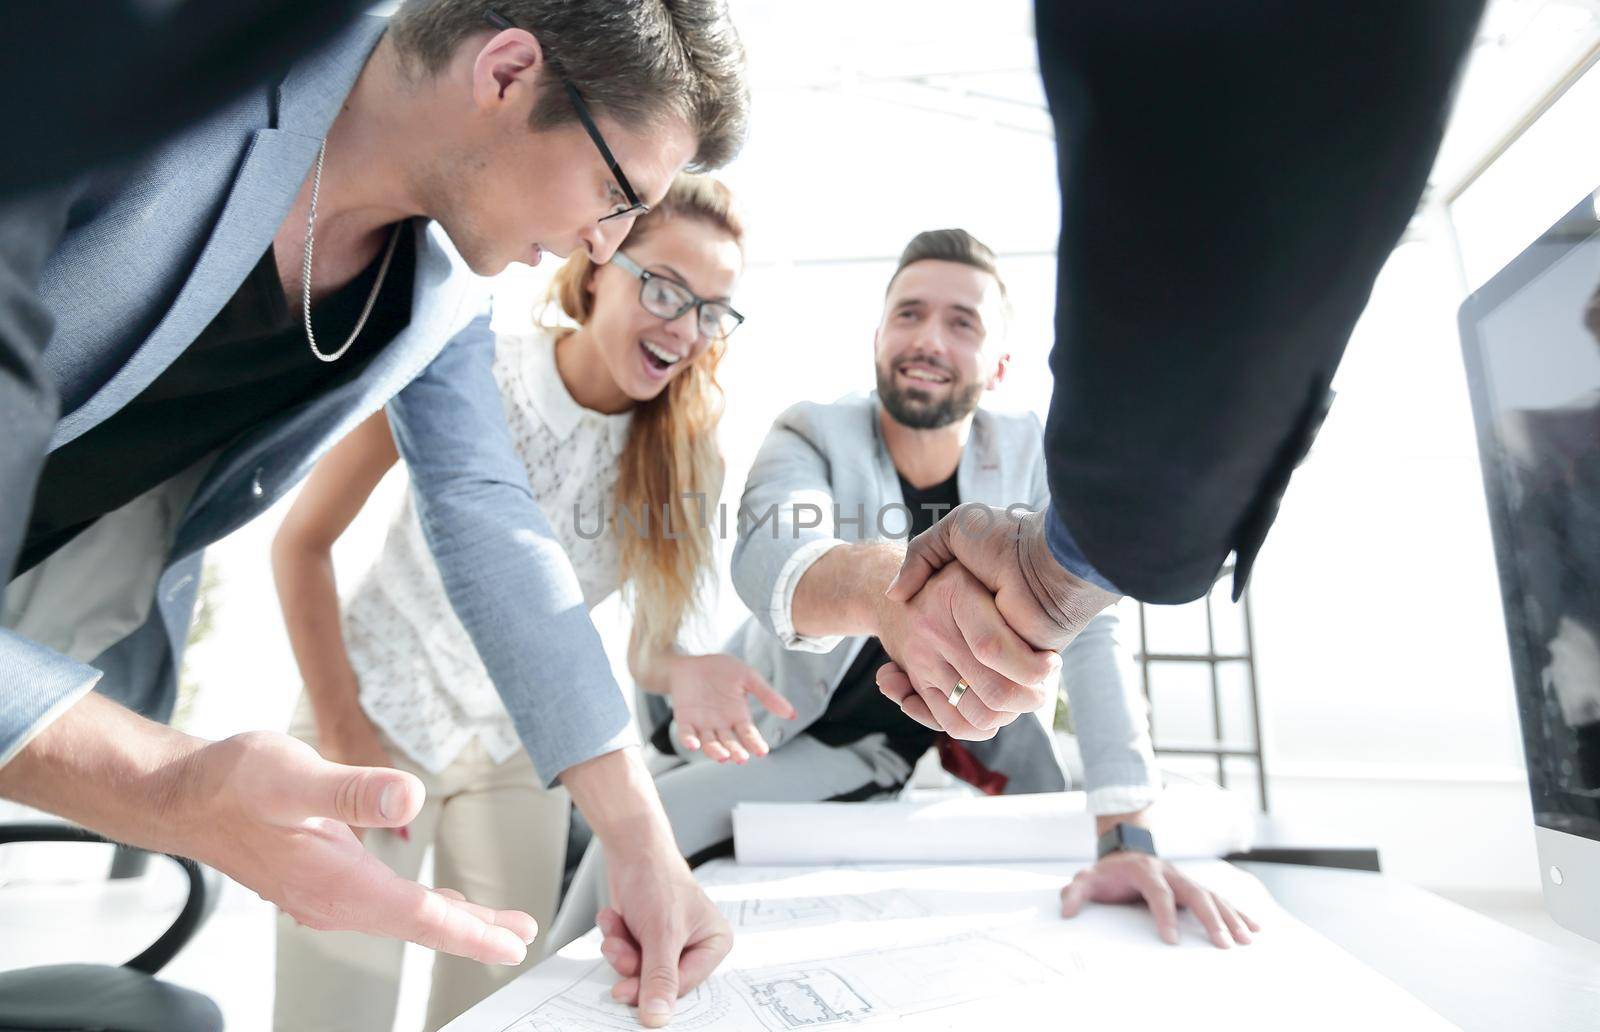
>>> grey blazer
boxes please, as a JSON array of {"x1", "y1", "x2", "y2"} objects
[
  {"x1": 663, "y1": 393, "x2": 1161, "y2": 807},
  {"x1": 0, "y1": 18, "x2": 490, "y2": 764}
]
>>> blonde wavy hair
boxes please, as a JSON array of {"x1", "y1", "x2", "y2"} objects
[{"x1": 543, "y1": 174, "x2": 743, "y2": 659}]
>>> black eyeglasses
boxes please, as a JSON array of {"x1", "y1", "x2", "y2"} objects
[
  {"x1": 485, "y1": 9, "x2": 649, "y2": 223},
  {"x1": 611, "y1": 251, "x2": 744, "y2": 341}
]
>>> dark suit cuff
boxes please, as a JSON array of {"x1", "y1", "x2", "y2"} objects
[{"x1": 1044, "y1": 503, "x2": 1121, "y2": 594}]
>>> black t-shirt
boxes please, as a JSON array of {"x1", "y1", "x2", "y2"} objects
[
  {"x1": 19, "y1": 224, "x2": 415, "y2": 574},
  {"x1": 806, "y1": 468, "x2": 962, "y2": 767}
]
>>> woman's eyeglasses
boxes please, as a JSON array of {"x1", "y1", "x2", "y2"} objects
[{"x1": 611, "y1": 252, "x2": 744, "y2": 341}]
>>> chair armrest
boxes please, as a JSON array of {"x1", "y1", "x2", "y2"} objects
[{"x1": 0, "y1": 822, "x2": 213, "y2": 974}]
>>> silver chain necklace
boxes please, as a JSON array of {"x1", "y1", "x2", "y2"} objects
[{"x1": 301, "y1": 139, "x2": 402, "y2": 363}]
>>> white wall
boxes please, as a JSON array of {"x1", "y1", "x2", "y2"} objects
[
  {"x1": 1244, "y1": 230, "x2": 1534, "y2": 891},
  {"x1": 1240, "y1": 48, "x2": 1600, "y2": 894}
]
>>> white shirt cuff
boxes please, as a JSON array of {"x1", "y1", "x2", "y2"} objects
[
  {"x1": 770, "y1": 538, "x2": 850, "y2": 653},
  {"x1": 1086, "y1": 782, "x2": 1162, "y2": 817}
]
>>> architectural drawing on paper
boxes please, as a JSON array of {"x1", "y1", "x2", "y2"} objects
[
  {"x1": 741, "y1": 968, "x2": 876, "y2": 1027},
  {"x1": 497, "y1": 963, "x2": 734, "y2": 1032},
  {"x1": 446, "y1": 860, "x2": 1460, "y2": 1032},
  {"x1": 727, "y1": 889, "x2": 932, "y2": 930},
  {"x1": 488, "y1": 931, "x2": 1075, "y2": 1032},
  {"x1": 729, "y1": 932, "x2": 1073, "y2": 1031}
]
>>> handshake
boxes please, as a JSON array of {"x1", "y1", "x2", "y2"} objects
[
  {"x1": 667, "y1": 503, "x2": 1126, "y2": 762},
  {"x1": 874, "y1": 504, "x2": 1122, "y2": 740}
]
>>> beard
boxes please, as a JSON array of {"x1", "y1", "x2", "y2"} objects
[{"x1": 875, "y1": 359, "x2": 984, "y2": 430}]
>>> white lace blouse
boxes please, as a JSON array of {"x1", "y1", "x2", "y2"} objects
[{"x1": 342, "y1": 327, "x2": 632, "y2": 774}]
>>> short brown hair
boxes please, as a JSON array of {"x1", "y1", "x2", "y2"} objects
[
  {"x1": 390, "y1": 0, "x2": 749, "y2": 170},
  {"x1": 888, "y1": 228, "x2": 1008, "y2": 303}
]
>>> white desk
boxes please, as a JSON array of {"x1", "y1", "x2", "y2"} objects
[
  {"x1": 1242, "y1": 862, "x2": 1600, "y2": 1032},
  {"x1": 448, "y1": 859, "x2": 1485, "y2": 1032}
]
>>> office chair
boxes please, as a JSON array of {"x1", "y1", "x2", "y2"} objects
[{"x1": 0, "y1": 823, "x2": 223, "y2": 1032}]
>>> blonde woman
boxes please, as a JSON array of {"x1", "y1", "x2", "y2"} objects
[{"x1": 271, "y1": 176, "x2": 787, "y2": 1032}]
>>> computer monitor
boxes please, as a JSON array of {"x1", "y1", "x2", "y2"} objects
[{"x1": 1459, "y1": 187, "x2": 1600, "y2": 944}]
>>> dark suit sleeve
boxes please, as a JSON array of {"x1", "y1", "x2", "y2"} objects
[
  {"x1": 1, "y1": 1, "x2": 368, "y2": 199},
  {"x1": 0, "y1": 188, "x2": 73, "y2": 581},
  {"x1": 1036, "y1": 1, "x2": 1484, "y2": 604}
]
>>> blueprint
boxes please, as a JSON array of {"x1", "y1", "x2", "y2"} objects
[
  {"x1": 480, "y1": 967, "x2": 735, "y2": 1032},
  {"x1": 455, "y1": 930, "x2": 1075, "y2": 1032},
  {"x1": 721, "y1": 887, "x2": 931, "y2": 930},
  {"x1": 727, "y1": 932, "x2": 1074, "y2": 1030},
  {"x1": 443, "y1": 860, "x2": 1459, "y2": 1032}
]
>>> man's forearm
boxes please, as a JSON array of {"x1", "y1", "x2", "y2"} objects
[
  {"x1": 789, "y1": 541, "x2": 904, "y2": 640},
  {"x1": 561, "y1": 746, "x2": 680, "y2": 861},
  {"x1": 0, "y1": 692, "x2": 203, "y2": 852}
]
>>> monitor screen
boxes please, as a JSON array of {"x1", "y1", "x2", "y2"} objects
[{"x1": 1461, "y1": 190, "x2": 1600, "y2": 845}]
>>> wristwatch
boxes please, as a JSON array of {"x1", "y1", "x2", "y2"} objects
[{"x1": 1096, "y1": 822, "x2": 1157, "y2": 860}]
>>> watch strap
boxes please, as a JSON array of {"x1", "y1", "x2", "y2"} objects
[{"x1": 1096, "y1": 822, "x2": 1157, "y2": 860}]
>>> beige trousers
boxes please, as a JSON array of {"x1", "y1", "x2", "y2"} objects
[{"x1": 273, "y1": 699, "x2": 570, "y2": 1032}]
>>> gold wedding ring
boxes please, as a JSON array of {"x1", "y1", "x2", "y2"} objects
[{"x1": 947, "y1": 679, "x2": 972, "y2": 707}]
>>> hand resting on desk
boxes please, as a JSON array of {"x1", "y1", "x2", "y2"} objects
[{"x1": 1061, "y1": 846, "x2": 1259, "y2": 949}]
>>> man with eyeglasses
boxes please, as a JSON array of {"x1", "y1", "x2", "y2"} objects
[{"x1": 0, "y1": 2, "x2": 746, "y2": 1025}]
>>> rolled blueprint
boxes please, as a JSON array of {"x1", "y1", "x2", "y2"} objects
[{"x1": 733, "y1": 783, "x2": 1253, "y2": 865}]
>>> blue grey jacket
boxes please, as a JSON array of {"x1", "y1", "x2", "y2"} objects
[
  {"x1": 660, "y1": 394, "x2": 1161, "y2": 810},
  {"x1": 0, "y1": 18, "x2": 637, "y2": 781}
]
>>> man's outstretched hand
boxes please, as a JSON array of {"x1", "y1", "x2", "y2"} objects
[
  {"x1": 0, "y1": 694, "x2": 538, "y2": 965},
  {"x1": 880, "y1": 505, "x2": 1120, "y2": 730},
  {"x1": 180, "y1": 731, "x2": 538, "y2": 964}
]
